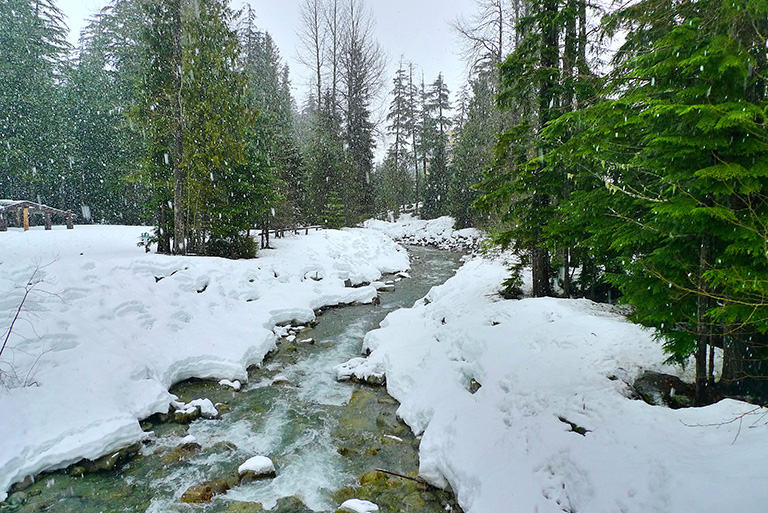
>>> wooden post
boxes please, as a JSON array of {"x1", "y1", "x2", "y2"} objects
[
  {"x1": 23, "y1": 208, "x2": 29, "y2": 231},
  {"x1": 44, "y1": 211, "x2": 52, "y2": 230},
  {"x1": 0, "y1": 213, "x2": 6, "y2": 231},
  {"x1": 66, "y1": 212, "x2": 74, "y2": 229}
]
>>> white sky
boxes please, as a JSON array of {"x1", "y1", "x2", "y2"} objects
[{"x1": 57, "y1": 0, "x2": 474, "y2": 110}]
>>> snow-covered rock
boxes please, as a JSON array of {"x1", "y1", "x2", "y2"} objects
[
  {"x1": 237, "y1": 455, "x2": 276, "y2": 477},
  {"x1": 218, "y1": 379, "x2": 241, "y2": 391},
  {"x1": 337, "y1": 498, "x2": 379, "y2": 513},
  {"x1": 364, "y1": 214, "x2": 483, "y2": 251}
]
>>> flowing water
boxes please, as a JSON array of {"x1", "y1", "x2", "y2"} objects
[{"x1": 3, "y1": 246, "x2": 463, "y2": 513}]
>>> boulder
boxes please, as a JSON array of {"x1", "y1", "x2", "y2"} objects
[
  {"x1": 238, "y1": 455, "x2": 276, "y2": 481},
  {"x1": 633, "y1": 371, "x2": 694, "y2": 408}
]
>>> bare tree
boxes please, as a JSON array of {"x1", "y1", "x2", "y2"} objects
[
  {"x1": 297, "y1": 0, "x2": 326, "y2": 113},
  {"x1": 339, "y1": 0, "x2": 386, "y2": 219},
  {"x1": 451, "y1": 0, "x2": 522, "y2": 72},
  {"x1": 324, "y1": 0, "x2": 342, "y2": 113}
]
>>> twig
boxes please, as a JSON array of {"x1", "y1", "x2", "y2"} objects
[
  {"x1": 375, "y1": 468, "x2": 431, "y2": 487},
  {"x1": 0, "y1": 267, "x2": 41, "y2": 361},
  {"x1": 680, "y1": 405, "x2": 768, "y2": 444}
]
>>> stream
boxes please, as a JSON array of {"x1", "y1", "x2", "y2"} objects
[{"x1": 3, "y1": 246, "x2": 463, "y2": 513}]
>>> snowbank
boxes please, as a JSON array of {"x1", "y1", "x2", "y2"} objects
[
  {"x1": 340, "y1": 255, "x2": 768, "y2": 513},
  {"x1": 0, "y1": 225, "x2": 408, "y2": 499},
  {"x1": 363, "y1": 214, "x2": 482, "y2": 251}
]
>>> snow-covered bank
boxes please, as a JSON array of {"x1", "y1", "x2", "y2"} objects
[
  {"x1": 0, "y1": 225, "x2": 408, "y2": 500},
  {"x1": 364, "y1": 214, "x2": 482, "y2": 251},
  {"x1": 340, "y1": 255, "x2": 768, "y2": 513}
]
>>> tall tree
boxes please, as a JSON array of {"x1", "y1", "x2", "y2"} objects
[
  {"x1": 476, "y1": 0, "x2": 596, "y2": 297},
  {"x1": 239, "y1": 11, "x2": 303, "y2": 227},
  {"x1": 135, "y1": 0, "x2": 255, "y2": 257},
  {"x1": 384, "y1": 60, "x2": 416, "y2": 213},
  {"x1": 450, "y1": 66, "x2": 498, "y2": 228},
  {"x1": 422, "y1": 73, "x2": 452, "y2": 219},
  {"x1": 297, "y1": 0, "x2": 325, "y2": 113},
  {"x1": 0, "y1": 0, "x2": 71, "y2": 203},
  {"x1": 339, "y1": 0, "x2": 385, "y2": 222}
]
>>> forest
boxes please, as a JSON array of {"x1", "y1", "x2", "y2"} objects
[{"x1": 2, "y1": 0, "x2": 768, "y2": 406}]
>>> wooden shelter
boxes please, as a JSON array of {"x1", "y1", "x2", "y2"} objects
[{"x1": 0, "y1": 200, "x2": 74, "y2": 231}]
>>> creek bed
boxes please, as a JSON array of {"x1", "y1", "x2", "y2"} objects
[{"x1": 2, "y1": 246, "x2": 463, "y2": 513}]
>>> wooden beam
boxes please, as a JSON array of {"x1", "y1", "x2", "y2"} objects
[
  {"x1": 23, "y1": 208, "x2": 29, "y2": 231},
  {"x1": 66, "y1": 212, "x2": 74, "y2": 229},
  {"x1": 45, "y1": 212, "x2": 52, "y2": 230},
  {"x1": 0, "y1": 213, "x2": 6, "y2": 232}
]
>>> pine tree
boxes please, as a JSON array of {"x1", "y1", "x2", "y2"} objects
[
  {"x1": 422, "y1": 73, "x2": 452, "y2": 219},
  {"x1": 239, "y1": 11, "x2": 303, "y2": 228},
  {"x1": 450, "y1": 67, "x2": 497, "y2": 228},
  {"x1": 340, "y1": 0, "x2": 384, "y2": 223},
  {"x1": 0, "y1": 0, "x2": 70, "y2": 203},
  {"x1": 476, "y1": 0, "x2": 595, "y2": 297},
  {"x1": 134, "y1": 0, "x2": 257, "y2": 257},
  {"x1": 384, "y1": 60, "x2": 416, "y2": 214}
]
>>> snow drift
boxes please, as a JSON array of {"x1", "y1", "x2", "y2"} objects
[
  {"x1": 339, "y1": 226, "x2": 768, "y2": 513},
  {"x1": 0, "y1": 225, "x2": 408, "y2": 500}
]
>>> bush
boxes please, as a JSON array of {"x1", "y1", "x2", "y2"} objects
[{"x1": 206, "y1": 233, "x2": 258, "y2": 259}]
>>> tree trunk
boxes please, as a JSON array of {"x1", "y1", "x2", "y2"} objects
[
  {"x1": 172, "y1": 0, "x2": 186, "y2": 255},
  {"x1": 531, "y1": 246, "x2": 552, "y2": 297},
  {"x1": 695, "y1": 235, "x2": 710, "y2": 404}
]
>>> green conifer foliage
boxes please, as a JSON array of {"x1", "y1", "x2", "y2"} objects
[
  {"x1": 545, "y1": 0, "x2": 768, "y2": 402},
  {"x1": 0, "y1": 0, "x2": 70, "y2": 203}
]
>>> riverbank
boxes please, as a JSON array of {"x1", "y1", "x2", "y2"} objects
[
  {"x1": 0, "y1": 225, "x2": 408, "y2": 500},
  {"x1": 340, "y1": 245, "x2": 768, "y2": 513}
]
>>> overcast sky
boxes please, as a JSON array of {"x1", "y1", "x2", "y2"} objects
[{"x1": 57, "y1": 0, "x2": 474, "y2": 111}]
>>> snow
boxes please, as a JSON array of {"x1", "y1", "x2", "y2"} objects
[
  {"x1": 238, "y1": 455, "x2": 275, "y2": 476},
  {"x1": 187, "y1": 398, "x2": 218, "y2": 419},
  {"x1": 218, "y1": 378, "x2": 241, "y2": 391},
  {"x1": 4, "y1": 218, "x2": 768, "y2": 512},
  {"x1": 0, "y1": 225, "x2": 408, "y2": 500},
  {"x1": 338, "y1": 498, "x2": 380, "y2": 513},
  {"x1": 339, "y1": 217, "x2": 768, "y2": 513},
  {"x1": 364, "y1": 213, "x2": 482, "y2": 250}
]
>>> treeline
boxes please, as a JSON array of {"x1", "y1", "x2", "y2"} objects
[
  {"x1": 0, "y1": 0, "x2": 399, "y2": 257},
  {"x1": 467, "y1": 0, "x2": 768, "y2": 402},
  {"x1": 375, "y1": 63, "x2": 495, "y2": 229}
]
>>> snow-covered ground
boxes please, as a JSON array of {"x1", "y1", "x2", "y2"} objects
[
  {"x1": 341, "y1": 220, "x2": 768, "y2": 513},
  {"x1": 364, "y1": 214, "x2": 482, "y2": 251},
  {"x1": 4, "y1": 218, "x2": 767, "y2": 512},
  {"x1": 0, "y1": 225, "x2": 408, "y2": 500}
]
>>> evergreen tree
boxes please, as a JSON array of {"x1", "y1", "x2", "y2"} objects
[
  {"x1": 239, "y1": 10, "x2": 303, "y2": 228},
  {"x1": 536, "y1": 0, "x2": 768, "y2": 402},
  {"x1": 134, "y1": 0, "x2": 257, "y2": 257},
  {"x1": 305, "y1": 92, "x2": 351, "y2": 225},
  {"x1": 422, "y1": 73, "x2": 452, "y2": 219},
  {"x1": 340, "y1": 0, "x2": 384, "y2": 223},
  {"x1": 59, "y1": 12, "x2": 147, "y2": 224},
  {"x1": 0, "y1": 0, "x2": 70, "y2": 203},
  {"x1": 450, "y1": 67, "x2": 498, "y2": 228},
  {"x1": 476, "y1": 0, "x2": 596, "y2": 297},
  {"x1": 384, "y1": 60, "x2": 416, "y2": 214}
]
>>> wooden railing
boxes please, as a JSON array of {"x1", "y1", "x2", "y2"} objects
[{"x1": 257, "y1": 225, "x2": 323, "y2": 249}]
